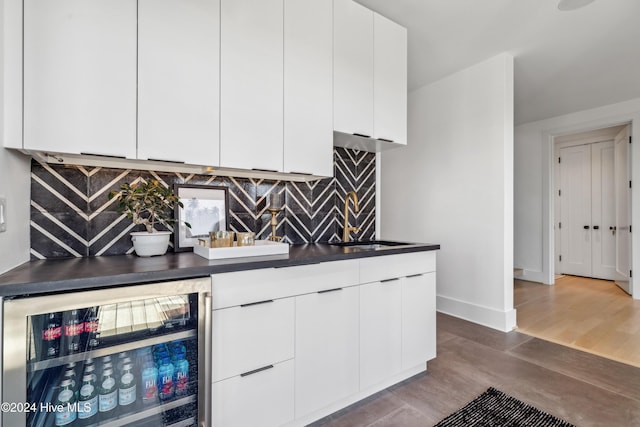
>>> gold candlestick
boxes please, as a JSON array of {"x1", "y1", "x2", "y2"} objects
[{"x1": 267, "y1": 207, "x2": 283, "y2": 242}]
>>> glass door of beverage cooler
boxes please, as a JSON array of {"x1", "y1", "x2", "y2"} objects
[{"x1": 2, "y1": 278, "x2": 212, "y2": 427}]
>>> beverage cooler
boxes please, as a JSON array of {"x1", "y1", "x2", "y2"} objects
[{"x1": 2, "y1": 278, "x2": 212, "y2": 427}]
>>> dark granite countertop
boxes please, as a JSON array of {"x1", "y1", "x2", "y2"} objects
[{"x1": 0, "y1": 242, "x2": 439, "y2": 298}]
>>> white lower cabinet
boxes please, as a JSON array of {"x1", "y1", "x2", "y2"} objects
[
  {"x1": 294, "y1": 286, "x2": 360, "y2": 418},
  {"x1": 402, "y1": 272, "x2": 437, "y2": 368},
  {"x1": 213, "y1": 359, "x2": 295, "y2": 427},
  {"x1": 211, "y1": 251, "x2": 437, "y2": 427},
  {"x1": 359, "y1": 279, "x2": 402, "y2": 390}
]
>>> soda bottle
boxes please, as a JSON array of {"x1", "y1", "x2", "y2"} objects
[
  {"x1": 83, "y1": 307, "x2": 100, "y2": 350},
  {"x1": 118, "y1": 363, "x2": 137, "y2": 414},
  {"x1": 140, "y1": 352, "x2": 159, "y2": 406},
  {"x1": 157, "y1": 357, "x2": 175, "y2": 401},
  {"x1": 54, "y1": 379, "x2": 77, "y2": 426},
  {"x1": 173, "y1": 351, "x2": 189, "y2": 397},
  {"x1": 63, "y1": 309, "x2": 83, "y2": 354},
  {"x1": 41, "y1": 312, "x2": 62, "y2": 359},
  {"x1": 77, "y1": 373, "x2": 98, "y2": 425},
  {"x1": 98, "y1": 368, "x2": 117, "y2": 420}
]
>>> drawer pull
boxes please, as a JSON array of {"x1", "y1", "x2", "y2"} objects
[
  {"x1": 380, "y1": 278, "x2": 400, "y2": 283},
  {"x1": 377, "y1": 138, "x2": 394, "y2": 143},
  {"x1": 240, "y1": 299, "x2": 274, "y2": 307},
  {"x1": 406, "y1": 274, "x2": 424, "y2": 278},
  {"x1": 353, "y1": 133, "x2": 371, "y2": 138},
  {"x1": 240, "y1": 365, "x2": 274, "y2": 377},
  {"x1": 318, "y1": 288, "x2": 343, "y2": 294}
]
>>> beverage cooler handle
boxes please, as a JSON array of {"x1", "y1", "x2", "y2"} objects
[{"x1": 202, "y1": 293, "x2": 212, "y2": 427}]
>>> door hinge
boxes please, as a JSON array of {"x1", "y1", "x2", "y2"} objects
[
  {"x1": 559, "y1": 222, "x2": 562, "y2": 229},
  {"x1": 630, "y1": 225, "x2": 632, "y2": 233},
  {"x1": 558, "y1": 157, "x2": 561, "y2": 164},
  {"x1": 630, "y1": 181, "x2": 632, "y2": 189},
  {"x1": 630, "y1": 136, "x2": 632, "y2": 144},
  {"x1": 559, "y1": 255, "x2": 562, "y2": 262},
  {"x1": 630, "y1": 270, "x2": 633, "y2": 278},
  {"x1": 558, "y1": 189, "x2": 561, "y2": 197}
]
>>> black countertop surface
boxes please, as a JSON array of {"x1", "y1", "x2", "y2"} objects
[{"x1": 0, "y1": 242, "x2": 439, "y2": 298}]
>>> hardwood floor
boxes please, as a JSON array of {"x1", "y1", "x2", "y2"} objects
[
  {"x1": 310, "y1": 312, "x2": 640, "y2": 427},
  {"x1": 515, "y1": 275, "x2": 640, "y2": 368}
]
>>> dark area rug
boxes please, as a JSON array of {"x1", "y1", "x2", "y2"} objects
[{"x1": 434, "y1": 387, "x2": 575, "y2": 427}]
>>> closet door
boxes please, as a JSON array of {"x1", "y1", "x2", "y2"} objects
[
  {"x1": 614, "y1": 126, "x2": 631, "y2": 293},
  {"x1": 591, "y1": 141, "x2": 616, "y2": 279},
  {"x1": 558, "y1": 142, "x2": 616, "y2": 280},
  {"x1": 559, "y1": 144, "x2": 592, "y2": 277}
]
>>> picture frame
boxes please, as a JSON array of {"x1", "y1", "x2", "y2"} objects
[{"x1": 174, "y1": 184, "x2": 229, "y2": 252}]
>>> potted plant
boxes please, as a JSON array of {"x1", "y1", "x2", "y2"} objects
[{"x1": 109, "y1": 180, "x2": 190, "y2": 256}]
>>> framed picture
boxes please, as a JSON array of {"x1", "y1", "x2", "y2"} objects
[{"x1": 174, "y1": 184, "x2": 229, "y2": 252}]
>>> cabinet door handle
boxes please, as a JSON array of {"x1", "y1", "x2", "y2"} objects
[
  {"x1": 352, "y1": 133, "x2": 371, "y2": 138},
  {"x1": 318, "y1": 288, "x2": 343, "y2": 294},
  {"x1": 147, "y1": 158, "x2": 186, "y2": 164},
  {"x1": 240, "y1": 365, "x2": 274, "y2": 377},
  {"x1": 240, "y1": 300, "x2": 274, "y2": 307},
  {"x1": 80, "y1": 152, "x2": 126, "y2": 159},
  {"x1": 251, "y1": 168, "x2": 279, "y2": 173},
  {"x1": 377, "y1": 138, "x2": 394, "y2": 143},
  {"x1": 406, "y1": 273, "x2": 424, "y2": 278},
  {"x1": 593, "y1": 225, "x2": 600, "y2": 230},
  {"x1": 583, "y1": 225, "x2": 590, "y2": 230},
  {"x1": 380, "y1": 278, "x2": 400, "y2": 283},
  {"x1": 288, "y1": 171, "x2": 313, "y2": 176}
]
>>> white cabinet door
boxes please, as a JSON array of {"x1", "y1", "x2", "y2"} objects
[
  {"x1": 220, "y1": 0, "x2": 284, "y2": 172},
  {"x1": 402, "y1": 273, "x2": 436, "y2": 369},
  {"x1": 23, "y1": 0, "x2": 137, "y2": 158},
  {"x1": 295, "y1": 286, "x2": 359, "y2": 418},
  {"x1": 213, "y1": 359, "x2": 295, "y2": 427},
  {"x1": 373, "y1": 13, "x2": 407, "y2": 146},
  {"x1": 333, "y1": 0, "x2": 374, "y2": 138},
  {"x1": 138, "y1": 0, "x2": 220, "y2": 166},
  {"x1": 360, "y1": 279, "x2": 402, "y2": 390},
  {"x1": 283, "y1": 0, "x2": 333, "y2": 177}
]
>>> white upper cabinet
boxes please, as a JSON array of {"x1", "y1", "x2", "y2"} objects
[
  {"x1": 220, "y1": 0, "x2": 284, "y2": 172},
  {"x1": 138, "y1": 0, "x2": 220, "y2": 166},
  {"x1": 23, "y1": 0, "x2": 137, "y2": 158},
  {"x1": 333, "y1": 0, "x2": 407, "y2": 151},
  {"x1": 283, "y1": 0, "x2": 334, "y2": 177},
  {"x1": 333, "y1": 0, "x2": 374, "y2": 138},
  {"x1": 373, "y1": 13, "x2": 407, "y2": 145}
]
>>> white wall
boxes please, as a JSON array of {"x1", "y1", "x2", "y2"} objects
[
  {"x1": 1, "y1": 0, "x2": 31, "y2": 275},
  {"x1": 514, "y1": 98, "x2": 640, "y2": 292},
  {"x1": 380, "y1": 53, "x2": 515, "y2": 332}
]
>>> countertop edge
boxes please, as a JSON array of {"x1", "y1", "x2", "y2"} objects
[{"x1": 0, "y1": 243, "x2": 440, "y2": 298}]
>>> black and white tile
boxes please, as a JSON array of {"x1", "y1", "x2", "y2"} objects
[{"x1": 30, "y1": 148, "x2": 376, "y2": 259}]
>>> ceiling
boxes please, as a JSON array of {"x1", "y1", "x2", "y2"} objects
[{"x1": 356, "y1": 0, "x2": 640, "y2": 125}]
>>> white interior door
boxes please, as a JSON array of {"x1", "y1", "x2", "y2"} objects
[
  {"x1": 591, "y1": 141, "x2": 616, "y2": 279},
  {"x1": 559, "y1": 144, "x2": 592, "y2": 277},
  {"x1": 614, "y1": 126, "x2": 631, "y2": 293}
]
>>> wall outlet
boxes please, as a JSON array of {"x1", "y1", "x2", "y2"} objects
[{"x1": 0, "y1": 197, "x2": 7, "y2": 232}]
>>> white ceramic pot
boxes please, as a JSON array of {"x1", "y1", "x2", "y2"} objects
[{"x1": 131, "y1": 231, "x2": 171, "y2": 257}]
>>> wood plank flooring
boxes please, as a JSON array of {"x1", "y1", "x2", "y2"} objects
[
  {"x1": 310, "y1": 312, "x2": 640, "y2": 427},
  {"x1": 515, "y1": 275, "x2": 640, "y2": 368}
]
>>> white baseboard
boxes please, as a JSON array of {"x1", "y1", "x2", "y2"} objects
[
  {"x1": 514, "y1": 269, "x2": 549, "y2": 284},
  {"x1": 436, "y1": 295, "x2": 517, "y2": 332}
]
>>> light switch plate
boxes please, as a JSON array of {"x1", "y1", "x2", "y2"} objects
[{"x1": 0, "y1": 197, "x2": 7, "y2": 232}]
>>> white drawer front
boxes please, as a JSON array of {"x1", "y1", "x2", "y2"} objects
[
  {"x1": 212, "y1": 259, "x2": 359, "y2": 309},
  {"x1": 213, "y1": 297, "x2": 294, "y2": 381},
  {"x1": 359, "y1": 251, "x2": 436, "y2": 283},
  {"x1": 213, "y1": 359, "x2": 294, "y2": 427}
]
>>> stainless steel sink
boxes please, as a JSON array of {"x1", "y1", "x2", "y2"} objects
[{"x1": 329, "y1": 240, "x2": 412, "y2": 251}]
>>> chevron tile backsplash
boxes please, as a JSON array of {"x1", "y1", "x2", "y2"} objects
[{"x1": 30, "y1": 148, "x2": 376, "y2": 259}]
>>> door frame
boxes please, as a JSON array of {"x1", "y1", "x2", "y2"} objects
[{"x1": 543, "y1": 118, "x2": 636, "y2": 298}]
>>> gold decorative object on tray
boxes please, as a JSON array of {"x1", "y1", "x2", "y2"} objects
[{"x1": 267, "y1": 192, "x2": 283, "y2": 242}]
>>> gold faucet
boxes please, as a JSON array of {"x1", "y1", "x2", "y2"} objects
[{"x1": 342, "y1": 191, "x2": 360, "y2": 242}]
